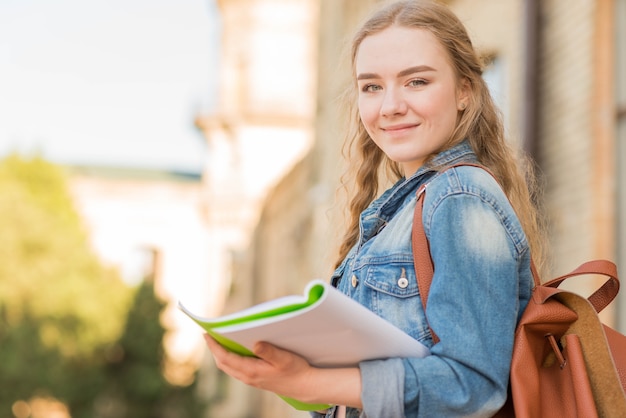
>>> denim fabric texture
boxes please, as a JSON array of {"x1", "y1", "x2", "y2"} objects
[{"x1": 312, "y1": 141, "x2": 533, "y2": 418}]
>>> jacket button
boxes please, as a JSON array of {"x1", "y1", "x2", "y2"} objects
[
  {"x1": 351, "y1": 275, "x2": 358, "y2": 287},
  {"x1": 397, "y1": 277, "x2": 409, "y2": 288}
]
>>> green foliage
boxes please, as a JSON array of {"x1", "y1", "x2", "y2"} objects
[
  {"x1": 0, "y1": 154, "x2": 202, "y2": 417},
  {"x1": 96, "y1": 280, "x2": 204, "y2": 418},
  {"x1": 0, "y1": 154, "x2": 133, "y2": 412},
  {"x1": 0, "y1": 155, "x2": 132, "y2": 357},
  {"x1": 108, "y1": 281, "x2": 170, "y2": 407}
]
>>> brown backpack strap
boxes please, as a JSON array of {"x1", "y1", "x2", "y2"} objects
[
  {"x1": 412, "y1": 183, "x2": 437, "y2": 342},
  {"x1": 543, "y1": 259, "x2": 619, "y2": 313}
]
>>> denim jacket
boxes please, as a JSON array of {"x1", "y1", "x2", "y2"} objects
[{"x1": 311, "y1": 141, "x2": 533, "y2": 418}]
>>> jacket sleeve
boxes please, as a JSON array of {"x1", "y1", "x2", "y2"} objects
[{"x1": 360, "y1": 358, "x2": 406, "y2": 418}]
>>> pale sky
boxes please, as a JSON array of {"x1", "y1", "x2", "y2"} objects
[{"x1": 0, "y1": 0, "x2": 219, "y2": 172}]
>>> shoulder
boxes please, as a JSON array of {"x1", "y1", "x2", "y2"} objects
[
  {"x1": 422, "y1": 165, "x2": 528, "y2": 255},
  {"x1": 428, "y1": 165, "x2": 501, "y2": 198}
]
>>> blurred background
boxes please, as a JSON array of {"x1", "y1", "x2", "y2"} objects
[{"x1": 1, "y1": 0, "x2": 625, "y2": 417}]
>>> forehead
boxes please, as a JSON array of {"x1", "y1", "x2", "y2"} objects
[{"x1": 355, "y1": 26, "x2": 452, "y2": 74}]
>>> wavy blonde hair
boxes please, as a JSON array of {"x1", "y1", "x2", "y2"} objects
[{"x1": 335, "y1": 0, "x2": 545, "y2": 271}]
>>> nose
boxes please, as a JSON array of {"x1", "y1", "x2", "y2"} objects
[{"x1": 380, "y1": 88, "x2": 407, "y2": 116}]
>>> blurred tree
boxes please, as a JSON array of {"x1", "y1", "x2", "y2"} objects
[
  {"x1": 98, "y1": 274, "x2": 203, "y2": 418},
  {"x1": 0, "y1": 154, "x2": 134, "y2": 413},
  {"x1": 0, "y1": 155, "x2": 132, "y2": 355},
  {"x1": 0, "y1": 155, "x2": 202, "y2": 418}
]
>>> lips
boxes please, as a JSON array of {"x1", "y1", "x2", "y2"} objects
[{"x1": 381, "y1": 123, "x2": 419, "y2": 132}]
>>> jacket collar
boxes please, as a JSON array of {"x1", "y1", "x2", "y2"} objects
[{"x1": 363, "y1": 141, "x2": 478, "y2": 226}]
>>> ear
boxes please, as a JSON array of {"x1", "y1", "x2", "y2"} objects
[{"x1": 456, "y1": 77, "x2": 471, "y2": 111}]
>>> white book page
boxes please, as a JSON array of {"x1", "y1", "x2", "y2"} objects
[{"x1": 213, "y1": 280, "x2": 430, "y2": 368}]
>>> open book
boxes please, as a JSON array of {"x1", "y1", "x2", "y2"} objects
[{"x1": 178, "y1": 279, "x2": 429, "y2": 411}]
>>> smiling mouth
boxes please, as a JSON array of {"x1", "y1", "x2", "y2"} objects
[{"x1": 381, "y1": 123, "x2": 419, "y2": 132}]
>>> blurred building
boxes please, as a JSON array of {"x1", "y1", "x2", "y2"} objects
[
  {"x1": 193, "y1": 0, "x2": 318, "y2": 416},
  {"x1": 195, "y1": 0, "x2": 626, "y2": 417},
  {"x1": 66, "y1": 165, "x2": 213, "y2": 372}
]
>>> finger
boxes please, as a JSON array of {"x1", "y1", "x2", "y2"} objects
[
  {"x1": 253, "y1": 342, "x2": 289, "y2": 366},
  {"x1": 204, "y1": 334, "x2": 265, "y2": 382},
  {"x1": 252, "y1": 341, "x2": 271, "y2": 358},
  {"x1": 204, "y1": 334, "x2": 243, "y2": 369},
  {"x1": 253, "y1": 342, "x2": 310, "y2": 376},
  {"x1": 204, "y1": 333, "x2": 229, "y2": 356},
  {"x1": 252, "y1": 342, "x2": 292, "y2": 366}
]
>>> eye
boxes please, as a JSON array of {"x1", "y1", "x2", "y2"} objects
[
  {"x1": 407, "y1": 78, "x2": 427, "y2": 87},
  {"x1": 361, "y1": 83, "x2": 382, "y2": 93}
]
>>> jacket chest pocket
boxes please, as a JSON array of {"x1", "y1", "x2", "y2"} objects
[{"x1": 360, "y1": 261, "x2": 433, "y2": 344}]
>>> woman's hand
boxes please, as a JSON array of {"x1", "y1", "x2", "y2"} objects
[
  {"x1": 204, "y1": 334, "x2": 318, "y2": 402},
  {"x1": 203, "y1": 334, "x2": 363, "y2": 408}
]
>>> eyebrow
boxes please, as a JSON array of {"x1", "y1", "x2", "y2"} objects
[{"x1": 356, "y1": 65, "x2": 436, "y2": 81}]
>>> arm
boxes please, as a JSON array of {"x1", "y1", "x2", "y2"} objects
[
  {"x1": 204, "y1": 334, "x2": 363, "y2": 409},
  {"x1": 406, "y1": 189, "x2": 525, "y2": 415}
]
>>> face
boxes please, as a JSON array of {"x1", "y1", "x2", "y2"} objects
[{"x1": 355, "y1": 26, "x2": 468, "y2": 176}]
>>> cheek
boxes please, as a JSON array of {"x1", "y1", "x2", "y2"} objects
[
  {"x1": 358, "y1": 99, "x2": 377, "y2": 130},
  {"x1": 423, "y1": 95, "x2": 459, "y2": 127}
]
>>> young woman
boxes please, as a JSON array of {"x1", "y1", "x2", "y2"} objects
[{"x1": 204, "y1": 1, "x2": 544, "y2": 416}]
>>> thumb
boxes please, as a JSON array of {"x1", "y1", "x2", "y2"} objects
[{"x1": 252, "y1": 341, "x2": 276, "y2": 361}]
